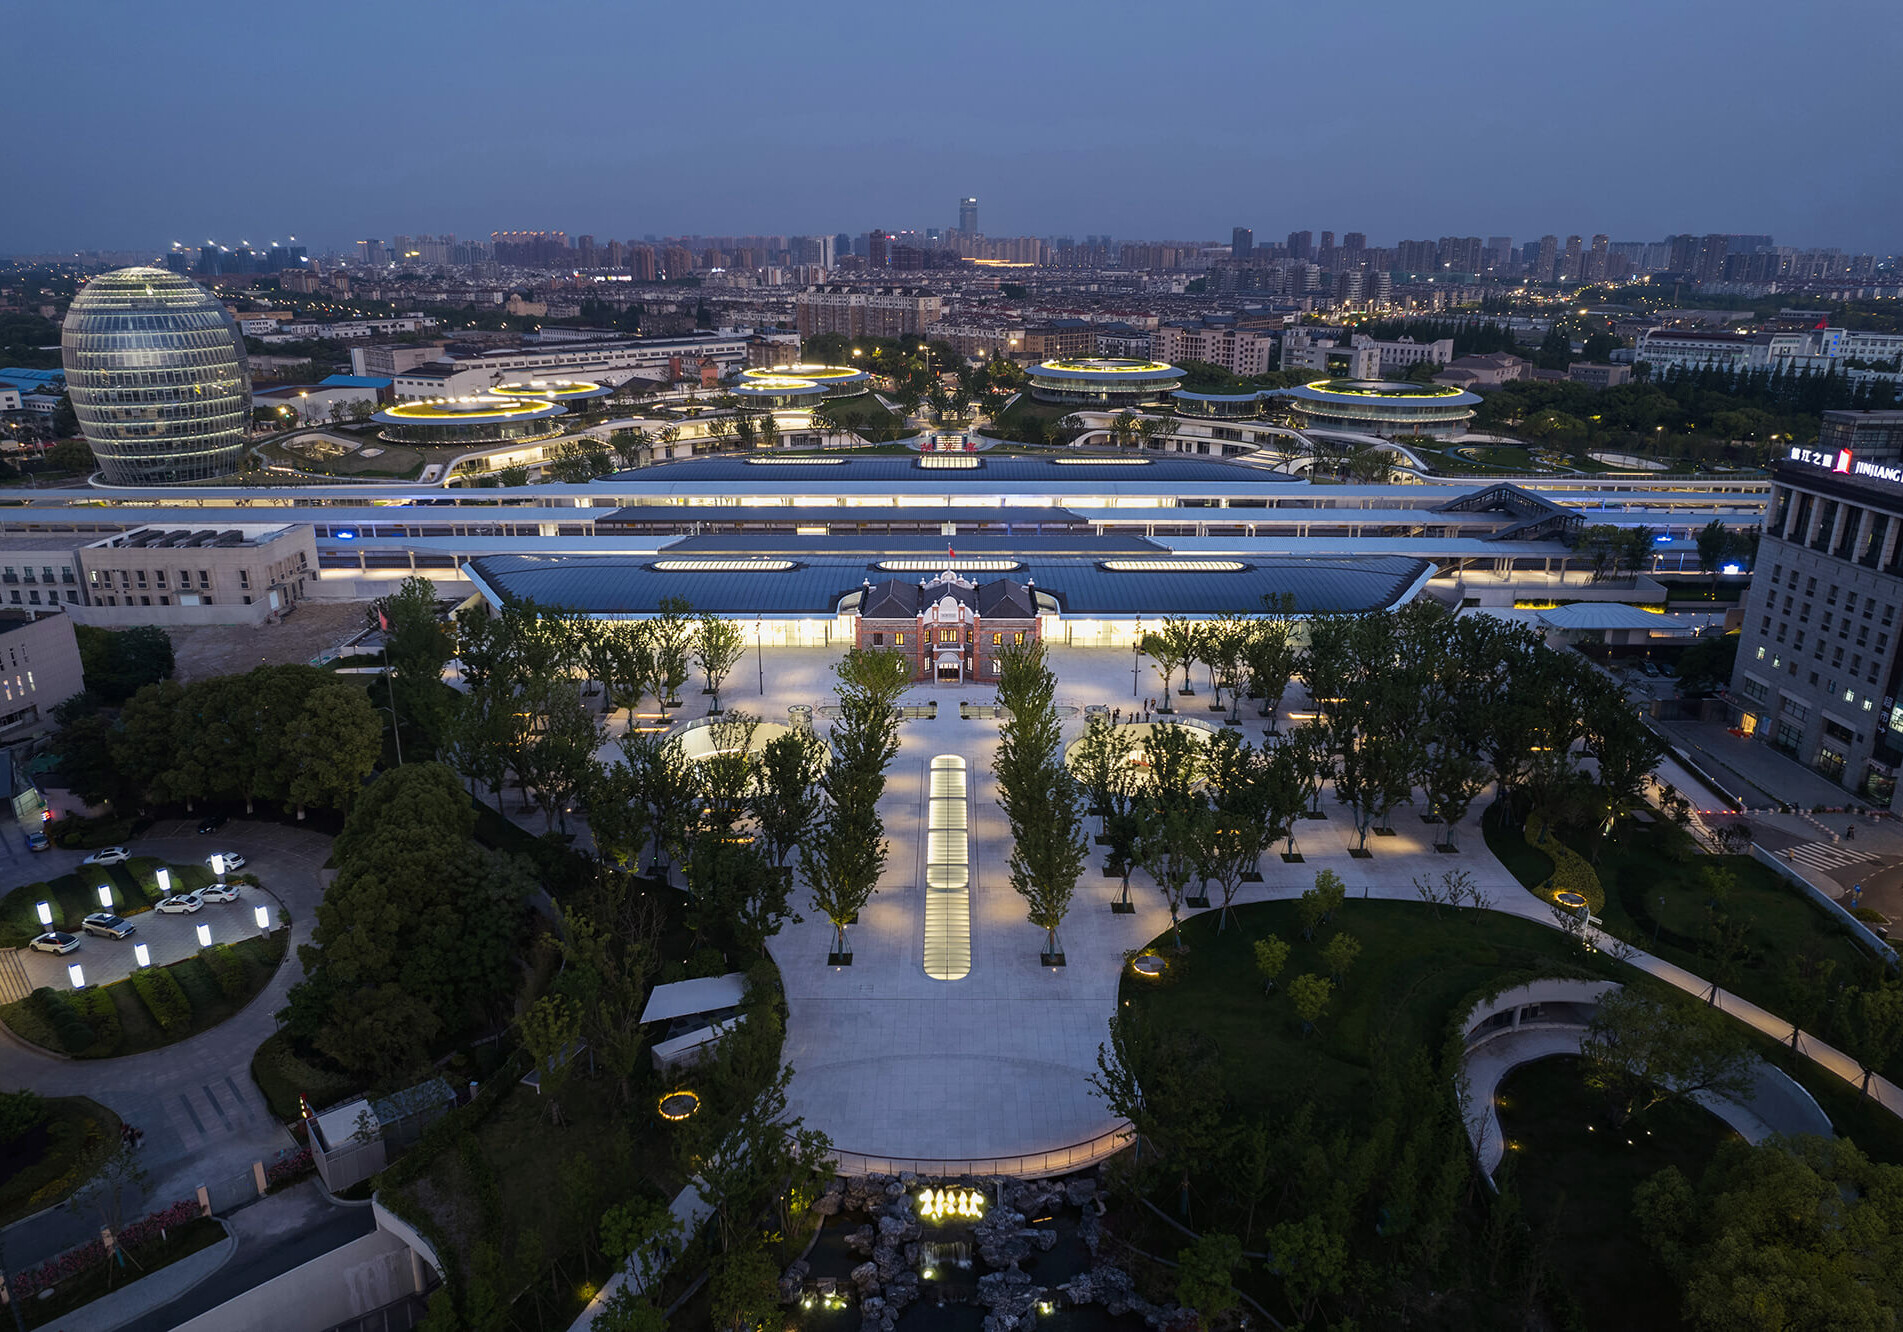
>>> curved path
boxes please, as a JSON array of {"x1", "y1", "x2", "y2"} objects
[{"x1": 0, "y1": 820, "x2": 332, "y2": 1267}]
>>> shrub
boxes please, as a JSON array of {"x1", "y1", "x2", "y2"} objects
[
  {"x1": 202, "y1": 944, "x2": 248, "y2": 1000},
  {"x1": 70, "y1": 986, "x2": 121, "y2": 1051},
  {"x1": 29, "y1": 988, "x2": 96, "y2": 1054},
  {"x1": 0, "y1": 1089, "x2": 46, "y2": 1142},
  {"x1": 132, "y1": 967, "x2": 192, "y2": 1033}
]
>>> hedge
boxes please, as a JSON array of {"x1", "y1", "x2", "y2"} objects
[
  {"x1": 70, "y1": 987, "x2": 121, "y2": 1051},
  {"x1": 28, "y1": 988, "x2": 96, "y2": 1054},
  {"x1": 132, "y1": 966, "x2": 192, "y2": 1032},
  {"x1": 201, "y1": 943, "x2": 248, "y2": 1000}
]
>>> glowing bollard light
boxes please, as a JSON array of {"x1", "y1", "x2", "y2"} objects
[
  {"x1": 253, "y1": 905, "x2": 270, "y2": 932},
  {"x1": 98, "y1": 884, "x2": 114, "y2": 908},
  {"x1": 155, "y1": 868, "x2": 171, "y2": 897},
  {"x1": 133, "y1": 943, "x2": 151, "y2": 968},
  {"x1": 195, "y1": 923, "x2": 212, "y2": 948},
  {"x1": 67, "y1": 963, "x2": 85, "y2": 989},
  {"x1": 36, "y1": 901, "x2": 53, "y2": 926}
]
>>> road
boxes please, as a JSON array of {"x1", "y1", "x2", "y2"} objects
[{"x1": 0, "y1": 820, "x2": 333, "y2": 1269}]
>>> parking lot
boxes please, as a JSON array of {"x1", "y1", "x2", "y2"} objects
[{"x1": 21, "y1": 876, "x2": 271, "y2": 990}]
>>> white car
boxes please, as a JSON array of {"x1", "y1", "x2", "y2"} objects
[
  {"x1": 154, "y1": 893, "x2": 203, "y2": 915},
  {"x1": 29, "y1": 931, "x2": 79, "y2": 954},
  {"x1": 198, "y1": 884, "x2": 240, "y2": 904},
  {"x1": 205, "y1": 852, "x2": 246, "y2": 872},
  {"x1": 83, "y1": 847, "x2": 131, "y2": 866}
]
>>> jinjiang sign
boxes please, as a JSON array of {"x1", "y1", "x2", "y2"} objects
[{"x1": 1789, "y1": 445, "x2": 1903, "y2": 485}]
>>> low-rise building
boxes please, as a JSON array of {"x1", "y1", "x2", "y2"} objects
[
  {"x1": 350, "y1": 343, "x2": 448, "y2": 378},
  {"x1": 77, "y1": 524, "x2": 318, "y2": 622},
  {"x1": 1819, "y1": 410, "x2": 1903, "y2": 462},
  {"x1": 1150, "y1": 320, "x2": 1277, "y2": 377},
  {"x1": 1567, "y1": 362, "x2": 1632, "y2": 389},
  {"x1": 0, "y1": 612, "x2": 84, "y2": 737},
  {"x1": 854, "y1": 571, "x2": 1041, "y2": 682},
  {"x1": 1434, "y1": 352, "x2": 1529, "y2": 389}
]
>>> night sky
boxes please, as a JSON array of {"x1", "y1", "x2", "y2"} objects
[{"x1": 13, "y1": 0, "x2": 1901, "y2": 254}]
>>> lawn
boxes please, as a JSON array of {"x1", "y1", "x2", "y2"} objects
[
  {"x1": 985, "y1": 395, "x2": 1075, "y2": 445},
  {"x1": 1122, "y1": 898, "x2": 1619, "y2": 1124},
  {"x1": 817, "y1": 393, "x2": 905, "y2": 442},
  {"x1": 1486, "y1": 813, "x2": 1885, "y2": 1029},
  {"x1": 0, "y1": 932, "x2": 286, "y2": 1058},
  {"x1": 1495, "y1": 1055, "x2": 1736, "y2": 1332},
  {"x1": 0, "y1": 858, "x2": 214, "y2": 946},
  {"x1": 0, "y1": 1095, "x2": 121, "y2": 1226}
]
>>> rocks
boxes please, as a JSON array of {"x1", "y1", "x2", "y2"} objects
[
  {"x1": 849, "y1": 1261, "x2": 880, "y2": 1293},
  {"x1": 1027, "y1": 1227, "x2": 1059, "y2": 1252},
  {"x1": 845, "y1": 1223, "x2": 876, "y2": 1256},
  {"x1": 1063, "y1": 1177, "x2": 1098, "y2": 1208},
  {"x1": 778, "y1": 1258, "x2": 810, "y2": 1302}
]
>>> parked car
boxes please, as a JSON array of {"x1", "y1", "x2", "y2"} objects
[
  {"x1": 25, "y1": 831, "x2": 50, "y2": 852},
  {"x1": 29, "y1": 932, "x2": 79, "y2": 954},
  {"x1": 82, "y1": 847, "x2": 131, "y2": 866},
  {"x1": 81, "y1": 912, "x2": 136, "y2": 939},
  {"x1": 154, "y1": 894, "x2": 203, "y2": 915},
  {"x1": 1640, "y1": 659, "x2": 1661, "y2": 677},
  {"x1": 205, "y1": 851, "x2": 246, "y2": 872},
  {"x1": 197, "y1": 813, "x2": 228, "y2": 834},
  {"x1": 198, "y1": 884, "x2": 240, "y2": 904}
]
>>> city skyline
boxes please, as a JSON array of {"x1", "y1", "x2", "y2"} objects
[{"x1": 11, "y1": 0, "x2": 1901, "y2": 255}]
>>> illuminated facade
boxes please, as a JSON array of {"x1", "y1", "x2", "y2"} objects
[
  {"x1": 61, "y1": 267, "x2": 252, "y2": 484},
  {"x1": 370, "y1": 395, "x2": 566, "y2": 445},
  {"x1": 1275, "y1": 379, "x2": 1480, "y2": 439},
  {"x1": 1028, "y1": 358, "x2": 1184, "y2": 408}
]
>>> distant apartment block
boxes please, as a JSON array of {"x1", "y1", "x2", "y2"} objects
[
  {"x1": 794, "y1": 287, "x2": 945, "y2": 339},
  {"x1": 1566, "y1": 362, "x2": 1632, "y2": 389},
  {"x1": 1150, "y1": 320, "x2": 1276, "y2": 376}
]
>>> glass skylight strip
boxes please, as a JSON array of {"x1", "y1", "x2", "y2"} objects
[
  {"x1": 877, "y1": 559, "x2": 1021, "y2": 572},
  {"x1": 915, "y1": 454, "x2": 982, "y2": 468},
  {"x1": 1101, "y1": 559, "x2": 1248, "y2": 572},
  {"x1": 1050, "y1": 456, "x2": 1153, "y2": 465},
  {"x1": 651, "y1": 559, "x2": 795, "y2": 572},
  {"x1": 744, "y1": 455, "x2": 846, "y2": 465},
  {"x1": 923, "y1": 754, "x2": 972, "y2": 982}
]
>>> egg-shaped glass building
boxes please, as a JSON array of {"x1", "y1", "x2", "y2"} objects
[{"x1": 61, "y1": 267, "x2": 252, "y2": 484}]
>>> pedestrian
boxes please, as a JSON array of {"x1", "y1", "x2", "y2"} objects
[
  {"x1": 1847, "y1": 823, "x2": 1856, "y2": 841},
  {"x1": 1112, "y1": 706, "x2": 1120, "y2": 725}
]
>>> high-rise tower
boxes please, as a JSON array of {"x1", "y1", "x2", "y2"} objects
[
  {"x1": 958, "y1": 197, "x2": 978, "y2": 235},
  {"x1": 61, "y1": 268, "x2": 251, "y2": 485}
]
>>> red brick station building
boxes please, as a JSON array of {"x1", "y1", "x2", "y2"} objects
[{"x1": 854, "y1": 571, "x2": 1045, "y2": 682}]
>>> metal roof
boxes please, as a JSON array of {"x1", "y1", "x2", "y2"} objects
[
  {"x1": 607, "y1": 454, "x2": 1305, "y2": 486},
  {"x1": 465, "y1": 549, "x2": 1434, "y2": 618}
]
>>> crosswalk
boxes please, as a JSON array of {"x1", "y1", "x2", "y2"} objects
[
  {"x1": 1781, "y1": 840, "x2": 1874, "y2": 873},
  {"x1": 0, "y1": 950, "x2": 28, "y2": 1004}
]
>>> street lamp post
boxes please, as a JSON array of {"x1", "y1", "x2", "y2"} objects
[
  {"x1": 1132, "y1": 620, "x2": 1143, "y2": 700},
  {"x1": 756, "y1": 614, "x2": 764, "y2": 696}
]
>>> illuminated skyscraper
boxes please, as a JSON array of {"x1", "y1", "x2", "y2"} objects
[
  {"x1": 958, "y1": 197, "x2": 978, "y2": 235},
  {"x1": 61, "y1": 268, "x2": 251, "y2": 485}
]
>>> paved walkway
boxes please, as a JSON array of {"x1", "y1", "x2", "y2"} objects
[
  {"x1": 0, "y1": 822, "x2": 333, "y2": 1269},
  {"x1": 1461, "y1": 1026, "x2": 1834, "y2": 1180}
]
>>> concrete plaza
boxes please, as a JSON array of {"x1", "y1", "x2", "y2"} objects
[{"x1": 739, "y1": 646, "x2": 1528, "y2": 1171}]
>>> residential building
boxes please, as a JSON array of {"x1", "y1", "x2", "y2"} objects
[
  {"x1": 1018, "y1": 320, "x2": 1098, "y2": 360},
  {"x1": 794, "y1": 287, "x2": 943, "y2": 339},
  {"x1": 1231, "y1": 227, "x2": 1253, "y2": 258},
  {"x1": 959, "y1": 198, "x2": 979, "y2": 236},
  {"x1": 1150, "y1": 319, "x2": 1277, "y2": 376},
  {"x1": 390, "y1": 334, "x2": 750, "y2": 398},
  {"x1": 1730, "y1": 456, "x2": 1903, "y2": 805}
]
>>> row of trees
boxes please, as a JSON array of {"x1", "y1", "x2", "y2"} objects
[
  {"x1": 994, "y1": 644, "x2": 1087, "y2": 961},
  {"x1": 57, "y1": 662, "x2": 385, "y2": 819}
]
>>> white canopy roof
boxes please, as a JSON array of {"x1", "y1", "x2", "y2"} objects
[{"x1": 639, "y1": 972, "x2": 748, "y2": 1025}]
